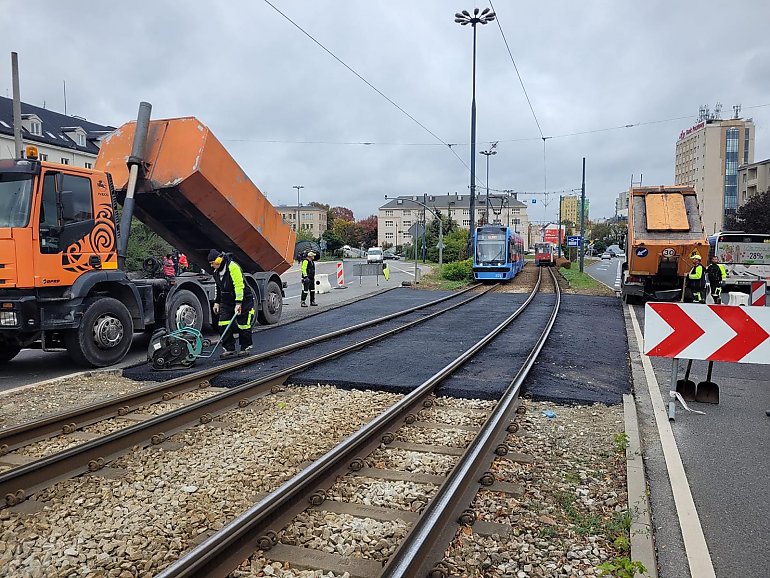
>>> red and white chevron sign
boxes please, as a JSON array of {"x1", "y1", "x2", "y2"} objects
[
  {"x1": 644, "y1": 303, "x2": 770, "y2": 364},
  {"x1": 751, "y1": 281, "x2": 766, "y2": 306}
]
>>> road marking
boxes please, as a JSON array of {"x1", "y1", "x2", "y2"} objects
[
  {"x1": 628, "y1": 305, "x2": 716, "y2": 578},
  {"x1": 615, "y1": 261, "x2": 622, "y2": 289}
]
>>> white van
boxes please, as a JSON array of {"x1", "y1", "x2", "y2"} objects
[{"x1": 367, "y1": 247, "x2": 384, "y2": 264}]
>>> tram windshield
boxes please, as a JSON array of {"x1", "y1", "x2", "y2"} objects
[{"x1": 476, "y1": 230, "x2": 507, "y2": 264}]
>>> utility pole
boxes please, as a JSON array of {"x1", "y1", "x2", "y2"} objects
[
  {"x1": 11, "y1": 52, "x2": 23, "y2": 158},
  {"x1": 579, "y1": 157, "x2": 586, "y2": 272},
  {"x1": 480, "y1": 145, "x2": 497, "y2": 223},
  {"x1": 557, "y1": 196, "x2": 563, "y2": 258},
  {"x1": 422, "y1": 193, "x2": 427, "y2": 262},
  {"x1": 293, "y1": 185, "x2": 304, "y2": 233}
]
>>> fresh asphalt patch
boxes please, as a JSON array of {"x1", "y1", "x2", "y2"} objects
[{"x1": 522, "y1": 294, "x2": 630, "y2": 405}]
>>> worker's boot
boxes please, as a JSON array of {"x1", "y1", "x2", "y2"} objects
[
  {"x1": 310, "y1": 302, "x2": 318, "y2": 306},
  {"x1": 300, "y1": 301, "x2": 308, "y2": 307}
]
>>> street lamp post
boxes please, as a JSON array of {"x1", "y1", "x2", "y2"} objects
[
  {"x1": 385, "y1": 195, "x2": 444, "y2": 276},
  {"x1": 480, "y1": 146, "x2": 497, "y2": 222},
  {"x1": 455, "y1": 7, "x2": 495, "y2": 239},
  {"x1": 293, "y1": 185, "x2": 304, "y2": 233}
]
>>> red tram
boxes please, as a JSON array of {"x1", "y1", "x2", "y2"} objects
[{"x1": 534, "y1": 243, "x2": 555, "y2": 266}]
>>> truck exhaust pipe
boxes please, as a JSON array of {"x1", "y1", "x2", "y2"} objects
[{"x1": 117, "y1": 101, "x2": 152, "y2": 269}]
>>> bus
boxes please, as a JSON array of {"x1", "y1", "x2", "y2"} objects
[
  {"x1": 472, "y1": 225, "x2": 525, "y2": 281},
  {"x1": 707, "y1": 232, "x2": 770, "y2": 293}
]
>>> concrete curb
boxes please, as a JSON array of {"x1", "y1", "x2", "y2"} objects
[{"x1": 624, "y1": 393, "x2": 658, "y2": 578}]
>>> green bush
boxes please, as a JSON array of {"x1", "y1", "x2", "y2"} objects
[{"x1": 442, "y1": 259, "x2": 473, "y2": 281}]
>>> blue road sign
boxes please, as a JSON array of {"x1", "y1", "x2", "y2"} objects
[
  {"x1": 567, "y1": 235, "x2": 582, "y2": 247},
  {"x1": 531, "y1": 199, "x2": 537, "y2": 204},
  {"x1": 635, "y1": 246, "x2": 649, "y2": 257}
]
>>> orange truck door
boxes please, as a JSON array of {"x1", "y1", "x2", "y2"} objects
[{"x1": 34, "y1": 169, "x2": 118, "y2": 287}]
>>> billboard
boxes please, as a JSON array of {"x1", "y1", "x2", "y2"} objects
[{"x1": 543, "y1": 226, "x2": 565, "y2": 245}]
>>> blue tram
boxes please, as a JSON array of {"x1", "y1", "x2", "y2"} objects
[{"x1": 472, "y1": 225, "x2": 525, "y2": 281}]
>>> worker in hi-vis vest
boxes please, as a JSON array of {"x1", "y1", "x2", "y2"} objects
[
  {"x1": 208, "y1": 249, "x2": 254, "y2": 358},
  {"x1": 300, "y1": 251, "x2": 318, "y2": 307},
  {"x1": 706, "y1": 255, "x2": 727, "y2": 303},
  {"x1": 686, "y1": 253, "x2": 706, "y2": 303}
]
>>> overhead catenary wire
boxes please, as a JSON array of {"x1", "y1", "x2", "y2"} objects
[
  {"x1": 220, "y1": 102, "x2": 770, "y2": 147},
  {"x1": 260, "y1": 0, "x2": 471, "y2": 173}
]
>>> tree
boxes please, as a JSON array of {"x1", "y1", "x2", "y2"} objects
[
  {"x1": 321, "y1": 228, "x2": 344, "y2": 253},
  {"x1": 331, "y1": 206, "x2": 354, "y2": 224},
  {"x1": 727, "y1": 190, "x2": 770, "y2": 233},
  {"x1": 125, "y1": 219, "x2": 172, "y2": 272},
  {"x1": 332, "y1": 219, "x2": 362, "y2": 247},
  {"x1": 357, "y1": 215, "x2": 378, "y2": 248}
]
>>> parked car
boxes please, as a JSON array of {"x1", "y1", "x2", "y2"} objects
[
  {"x1": 383, "y1": 251, "x2": 400, "y2": 260},
  {"x1": 367, "y1": 247, "x2": 384, "y2": 264},
  {"x1": 601, "y1": 252, "x2": 612, "y2": 260},
  {"x1": 615, "y1": 252, "x2": 626, "y2": 260}
]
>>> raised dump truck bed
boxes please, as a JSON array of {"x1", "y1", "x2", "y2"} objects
[
  {"x1": 622, "y1": 186, "x2": 708, "y2": 303},
  {"x1": 96, "y1": 117, "x2": 294, "y2": 274}
]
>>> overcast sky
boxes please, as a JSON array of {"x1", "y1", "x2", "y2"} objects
[{"x1": 2, "y1": 0, "x2": 769, "y2": 224}]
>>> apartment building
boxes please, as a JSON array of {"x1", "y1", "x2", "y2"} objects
[
  {"x1": 738, "y1": 158, "x2": 770, "y2": 207},
  {"x1": 615, "y1": 190, "x2": 629, "y2": 219},
  {"x1": 278, "y1": 204, "x2": 328, "y2": 235},
  {"x1": 378, "y1": 193, "x2": 530, "y2": 249},
  {"x1": 674, "y1": 115, "x2": 755, "y2": 234},
  {"x1": 0, "y1": 96, "x2": 114, "y2": 166},
  {"x1": 559, "y1": 195, "x2": 590, "y2": 224}
]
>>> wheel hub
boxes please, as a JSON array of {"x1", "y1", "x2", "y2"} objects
[
  {"x1": 176, "y1": 304, "x2": 197, "y2": 328},
  {"x1": 92, "y1": 315, "x2": 124, "y2": 349}
]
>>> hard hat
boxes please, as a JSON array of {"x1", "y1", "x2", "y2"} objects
[
  {"x1": 306, "y1": 251, "x2": 317, "y2": 258},
  {"x1": 692, "y1": 253, "x2": 702, "y2": 260}
]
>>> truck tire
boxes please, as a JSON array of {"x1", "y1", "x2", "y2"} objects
[
  {"x1": 0, "y1": 342, "x2": 22, "y2": 364},
  {"x1": 166, "y1": 289, "x2": 204, "y2": 332},
  {"x1": 65, "y1": 297, "x2": 133, "y2": 367},
  {"x1": 257, "y1": 280, "x2": 282, "y2": 325}
]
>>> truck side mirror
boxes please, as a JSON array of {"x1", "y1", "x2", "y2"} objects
[{"x1": 60, "y1": 190, "x2": 76, "y2": 222}]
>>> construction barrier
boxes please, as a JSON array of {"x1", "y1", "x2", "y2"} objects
[
  {"x1": 335, "y1": 262, "x2": 347, "y2": 289},
  {"x1": 728, "y1": 292, "x2": 749, "y2": 306},
  {"x1": 315, "y1": 273, "x2": 332, "y2": 294},
  {"x1": 751, "y1": 281, "x2": 767, "y2": 306}
]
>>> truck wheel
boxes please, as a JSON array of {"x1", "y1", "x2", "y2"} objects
[
  {"x1": 65, "y1": 298, "x2": 133, "y2": 367},
  {"x1": 166, "y1": 289, "x2": 204, "y2": 332},
  {"x1": 0, "y1": 342, "x2": 22, "y2": 364},
  {"x1": 257, "y1": 280, "x2": 283, "y2": 325}
]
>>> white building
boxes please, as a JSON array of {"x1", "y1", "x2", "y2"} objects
[
  {"x1": 0, "y1": 96, "x2": 114, "y2": 166},
  {"x1": 674, "y1": 111, "x2": 755, "y2": 234},
  {"x1": 378, "y1": 193, "x2": 530, "y2": 250}
]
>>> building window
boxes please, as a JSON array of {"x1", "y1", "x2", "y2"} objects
[
  {"x1": 385, "y1": 232, "x2": 394, "y2": 239},
  {"x1": 30, "y1": 122, "x2": 41, "y2": 135},
  {"x1": 513, "y1": 218, "x2": 520, "y2": 225},
  {"x1": 723, "y1": 127, "x2": 739, "y2": 214},
  {"x1": 385, "y1": 210, "x2": 394, "y2": 217},
  {"x1": 385, "y1": 220, "x2": 393, "y2": 227},
  {"x1": 39, "y1": 153, "x2": 48, "y2": 161},
  {"x1": 60, "y1": 158, "x2": 69, "y2": 165},
  {"x1": 744, "y1": 128, "x2": 750, "y2": 165},
  {"x1": 84, "y1": 162, "x2": 92, "y2": 169},
  {"x1": 463, "y1": 219, "x2": 470, "y2": 227}
]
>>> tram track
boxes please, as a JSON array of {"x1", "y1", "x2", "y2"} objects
[
  {"x1": 153, "y1": 266, "x2": 561, "y2": 578},
  {"x1": 0, "y1": 282, "x2": 517, "y2": 507}
]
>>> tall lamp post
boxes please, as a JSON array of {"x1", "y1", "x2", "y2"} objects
[
  {"x1": 480, "y1": 145, "x2": 497, "y2": 222},
  {"x1": 293, "y1": 185, "x2": 304, "y2": 233},
  {"x1": 455, "y1": 7, "x2": 496, "y2": 238}
]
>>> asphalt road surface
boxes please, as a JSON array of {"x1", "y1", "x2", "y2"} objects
[
  {"x1": 587, "y1": 256, "x2": 622, "y2": 291},
  {"x1": 0, "y1": 259, "x2": 424, "y2": 392}
]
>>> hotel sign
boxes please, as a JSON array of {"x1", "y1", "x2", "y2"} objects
[{"x1": 678, "y1": 120, "x2": 706, "y2": 141}]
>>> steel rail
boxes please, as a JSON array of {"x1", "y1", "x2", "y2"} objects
[
  {"x1": 154, "y1": 269, "x2": 544, "y2": 578},
  {"x1": 0, "y1": 285, "x2": 481, "y2": 455},
  {"x1": 0, "y1": 284, "x2": 497, "y2": 506},
  {"x1": 382, "y1": 267, "x2": 561, "y2": 578}
]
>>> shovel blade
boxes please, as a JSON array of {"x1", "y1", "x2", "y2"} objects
[
  {"x1": 676, "y1": 379, "x2": 697, "y2": 402},
  {"x1": 696, "y1": 381, "x2": 720, "y2": 404}
]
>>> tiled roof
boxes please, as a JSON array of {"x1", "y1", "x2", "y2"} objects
[{"x1": 0, "y1": 96, "x2": 114, "y2": 155}]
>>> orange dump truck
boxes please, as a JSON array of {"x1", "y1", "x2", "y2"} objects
[
  {"x1": 0, "y1": 103, "x2": 295, "y2": 367},
  {"x1": 621, "y1": 186, "x2": 708, "y2": 303}
]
